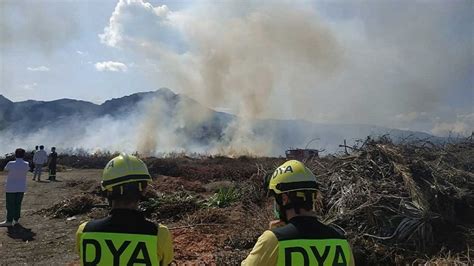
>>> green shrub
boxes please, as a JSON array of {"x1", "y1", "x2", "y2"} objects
[
  {"x1": 140, "y1": 191, "x2": 200, "y2": 219},
  {"x1": 206, "y1": 187, "x2": 242, "y2": 208}
]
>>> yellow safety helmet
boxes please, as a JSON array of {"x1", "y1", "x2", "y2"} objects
[
  {"x1": 268, "y1": 160, "x2": 318, "y2": 194},
  {"x1": 101, "y1": 153, "x2": 151, "y2": 191}
]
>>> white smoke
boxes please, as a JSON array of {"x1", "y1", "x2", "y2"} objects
[
  {"x1": 99, "y1": 0, "x2": 346, "y2": 155},
  {"x1": 1, "y1": 1, "x2": 471, "y2": 156},
  {"x1": 431, "y1": 113, "x2": 474, "y2": 136},
  {"x1": 99, "y1": 1, "x2": 472, "y2": 148},
  {"x1": 0, "y1": 96, "x2": 212, "y2": 156}
]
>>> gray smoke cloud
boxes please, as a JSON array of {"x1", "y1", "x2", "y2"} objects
[
  {"x1": 96, "y1": 0, "x2": 473, "y2": 155},
  {"x1": 0, "y1": 115, "x2": 140, "y2": 155},
  {"x1": 0, "y1": 96, "x2": 215, "y2": 156},
  {"x1": 100, "y1": 0, "x2": 347, "y2": 155},
  {"x1": 1, "y1": 0, "x2": 471, "y2": 156},
  {"x1": 0, "y1": 0, "x2": 79, "y2": 53}
]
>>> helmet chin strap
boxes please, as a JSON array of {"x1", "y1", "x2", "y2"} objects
[
  {"x1": 274, "y1": 195, "x2": 292, "y2": 223},
  {"x1": 273, "y1": 201, "x2": 289, "y2": 223},
  {"x1": 278, "y1": 207, "x2": 289, "y2": 223}
]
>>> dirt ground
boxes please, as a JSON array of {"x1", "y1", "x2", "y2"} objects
[
  {"x1": 0, "y1": 168, "x2": 270, "y2": 265},
  {"x1": 0, "y1": 169, "x2": 103, "y2": 265}
]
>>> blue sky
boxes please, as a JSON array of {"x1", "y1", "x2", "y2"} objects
[
  {"x1": 2, "y1": 0, "x2": 145, "y2": 102},
  {"x1": 0, "y1": 0, "x2": 472, "y2": 136}
]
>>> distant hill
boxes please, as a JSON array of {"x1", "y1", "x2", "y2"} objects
[
  {"x1": 1, "y1": 89, "x2": 173, "y2": 129},
  {"x1": 0, "y1": 88, "x2": 448, "y2": 155}
]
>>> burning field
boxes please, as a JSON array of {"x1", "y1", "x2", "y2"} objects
[{"x1": 0, "y1": 137, "x2": 473, "y2": 265}]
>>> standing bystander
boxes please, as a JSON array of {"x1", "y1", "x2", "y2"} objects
[
  {"x1": 29, "y1": 146, "x2": 39, "y2": 172},
  {"x1": 32, "y1": 145, "x2": 48, "y2": 181},
  {"x1": 1, "y1": 148, "x2": 30, "y2": 227},
  {"x1": 48, "y1": 147, "x2": 58, "y2": 181}
]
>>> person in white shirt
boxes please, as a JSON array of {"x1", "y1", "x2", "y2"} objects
[
  {"x1": 32, "y1": 145, "x2": 48, "y2": 181},
  {"x1": 1, "y1": 148, "x2": 30, "y2": 227}
]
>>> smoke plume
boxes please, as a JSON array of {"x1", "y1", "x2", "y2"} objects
[
  {"x1": 100, "y1": 0, "x2": 344, "y2": 155},
  {"x1": 1, "y1": 0, "x2": 471, "y2": 156}
]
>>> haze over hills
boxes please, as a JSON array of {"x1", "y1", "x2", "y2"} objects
[{"x1": 0, "y1": 88, "x2": 447, "y2": 156}]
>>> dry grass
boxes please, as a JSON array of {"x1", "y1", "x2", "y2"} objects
[{"x1": 307, "y1": 137, "x2": 474, "y2": 264}]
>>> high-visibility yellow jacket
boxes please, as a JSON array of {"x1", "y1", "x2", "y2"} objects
[
  {"x1": 242, "y1": 216, "x2": 355, "y2": 266},
  {"x1": 76, "y1": 209, "x2": 173, "y2": 266}
]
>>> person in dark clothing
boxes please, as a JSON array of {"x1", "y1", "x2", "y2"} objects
[
  {"x1": 48, "y1": 147, "x2": 58, "y2": 181},
  {"x1": 29, "y1": 146, "x2": 39, "y2": 172}
]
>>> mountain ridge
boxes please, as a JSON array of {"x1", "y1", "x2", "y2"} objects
[{"x1": 0, "y1": 89, "x2": 448, "y2": 155}]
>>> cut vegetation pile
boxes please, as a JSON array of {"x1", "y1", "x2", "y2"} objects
[
  {"x1": 38, "y1": 194, "x2": 103, "y2": 218},
  {"x1": 36, "y1": 136, "x2": 473, "y2": 265},
  {"x1": 309, "y1": 136, "x2": 474, "y2": 265}
]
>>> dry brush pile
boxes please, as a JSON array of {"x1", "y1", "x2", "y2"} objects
[{"x1": 305, "y1": 136, "x2": 474, "y2": 265}]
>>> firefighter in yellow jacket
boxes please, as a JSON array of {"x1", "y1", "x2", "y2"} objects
[
  {"x1": 242, "y1": 160, "x2": 355, "y2": 266},
  {"x1": 76, "y1": 154, "x2": 173, "y2": 265}
]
